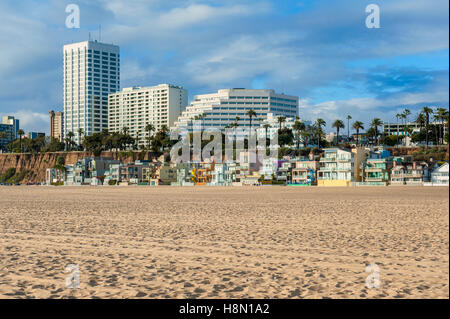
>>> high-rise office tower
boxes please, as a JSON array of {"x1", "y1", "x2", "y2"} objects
[
  {"x1": 49, "y1": 110, "x2": 64, "y2": 142},
  {"x1": 63, "y1": 40, "x2": 120, "y2": 144}
]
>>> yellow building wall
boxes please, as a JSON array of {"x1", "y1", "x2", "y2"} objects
[
  {"x1": 352, "y1": 147, "x2": 369, "y2": 182},
  {"x1": 317, "y1": 180, "x2": 351, "y2": 187}
]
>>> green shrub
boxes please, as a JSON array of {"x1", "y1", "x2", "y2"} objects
[{"x1": 0, "y1": 168, "x2": 16, "y2": 183}]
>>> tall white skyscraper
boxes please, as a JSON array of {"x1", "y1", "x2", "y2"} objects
[{"x1": 63, "y1": 40, "x2": 120, "y2": 143}]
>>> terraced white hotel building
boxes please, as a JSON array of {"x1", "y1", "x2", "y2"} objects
[
  {"x1": 172, "y1": 88, "x2": 299, "y2": 132},
  {"x1": 108, "y1": 84, "x2": 188, "y2": 146}
]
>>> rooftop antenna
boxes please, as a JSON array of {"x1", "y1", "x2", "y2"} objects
[
  {"x1": 89, "y1": 32, "x2": 91, "y2": 42},
  {"x1": 99, "y1": 25, "x2": 102, "y2": 42}
]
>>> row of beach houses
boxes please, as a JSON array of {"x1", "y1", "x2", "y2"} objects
[{"x1": 46, "y1": 147, "x2": 449, "y2": 187}]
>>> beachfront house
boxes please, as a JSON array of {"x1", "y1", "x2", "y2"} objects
[
  {"x1": 276, "y1": 161, "x2": 293, "y2": 183},
  {"x1": 119, "y1": 161, "x2": 153, "y2": 185},
  {"x1": 429, "y1": 162, "x2": 449, "y2": 186},
  {"x1": 359, "y1": 149, "x2": 393, "y2": 186},
  {"x1": 317, "y1": 148, "x2": 354, "y2": 186},
  {"x1": 259, "y1": 158, "x2": 279, "y2": 180},
  {"x1": 290, "y1": 160, "x2": 319, "y2": 186},
  {"x1": 64, "y1": 157, "x2": 121, "y2": 186},
  {"x1": 210, "y1": 163, "x2": 230, "y2": 186},
  {"x1": 390, "y1": 157, "x2": 429, "y2": 186},
  {"x1": 46, "y1": 168, "x2": 65, "y2": 185}
]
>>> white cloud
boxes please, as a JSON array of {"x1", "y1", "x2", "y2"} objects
[{"x1": 9, "y1": 110, "x2": 49, "y2": 134}]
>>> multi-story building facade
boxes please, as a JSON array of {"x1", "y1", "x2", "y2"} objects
[
  {"x1": 64, "y1": 157, "x2": 120, "y2": 186},
  {"x1": 290, "y1": 160, "x2": 319, "y2": 186},
  {"x1": 172, "y1": 88, "x2": 298, "y2": 133},
  {"x1": 119, "y1": 161, "x2": 154, "y2": 184},
  {"x1": 317, "y1": 148, "x2": 353, "y2": 186},
  {"x1": 317, "y1": 148, "x2": 361, "y2": 186},
  {"x1": 49, "y1": 110, "x2": 64, "y2": 142},
  {"x1": 64, "y1": 40, "x2": 120, "y2": 144},
  {"x1": 360, "y1": 158, "x2": 393, "y2": 186},
  {"x1": 383, "y1": 120, "x2": 448, "y2": 141},
  {"x1": 429, "y1": 163, "x2": 449, "y2": 186},
  {"x1": 390, "y1": 158, "x2": 429, "y2": 186},
  {"x1": 358, "y1": 147, "x2": 392, "y2": 186},
  {"x1": 108, "y1": 84, "x2": 187, "y2": 146}
]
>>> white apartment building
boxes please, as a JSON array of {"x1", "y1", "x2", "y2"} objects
[
  {"x1": 64, "y1": 40, "x2": 120, "y2": 144},
  {"x1": 108, "y1": 84, "x2": 188, "y2": 146},
  {"x1": 172, "y1": 88, "x2": 299, "y2": 132}
]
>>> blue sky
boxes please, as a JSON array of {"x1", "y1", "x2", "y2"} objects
[{"x1": 0, "y1": 0, "x2": 448, "y2": 133}]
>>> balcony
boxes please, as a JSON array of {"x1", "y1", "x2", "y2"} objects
[{"x1": 320, "y1": 157, "x2": 337, "y2": 162}]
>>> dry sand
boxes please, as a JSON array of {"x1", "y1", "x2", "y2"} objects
[{"x1": 0, "y1": 186, "x2": 448, "y2": 299}]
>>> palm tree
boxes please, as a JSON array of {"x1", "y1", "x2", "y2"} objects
[
  {"x1": 145, "y1": 123, "x2": 155, "y2": 149},
  {"x1": 247, "y1": 109, "x2": 257, "y2": 132},
  {"x1": 352, "y1": 121, "x2": 364, "y2": 145},
  {"x1": 346, "y1": 115, "x2": 352, "y2": 142},
  {"x1": 403, "y1": 108, "x2": 411, "y2": 136},
  {"x1": 315, "y1": 118, "x2": 326, "y2": 148},
  {"x1": 395, "y1": 113, "x2": 402, "y2": 147},
  {"x1": 433, "y1": 112, "x2": 440, "y2": 146},
  {"x1": 17, "y1": 129, "x2": 25, "y2": 153},
  {"x1": 66, "y1": 131, "x2": 74, "y2": 151},
  {"x1": 370, "y1": 118, "x2": 382, "y2": 145},
  {"x1": 293, "y1": 119, "x2": 305, "y2": 149},
  {"x1": 422, "y1": 107, "x2": 433, "y2": 148},
  {"x1": 277, "y1": 116, "x2": 286, "y2": 130},
  {"x1": 436, "y1": 108, "x2": 448, "y2": 145},
  {"x1": 234, "y1": 116, "x2": 240, "y2": 137},
  {"x1": 416, "y1": 112, "x2": 426, "y2": 132},
  {"x1": 332, "y1": 119, "x2": 345, "y2": 146},
  {"x1": 77, "y1": 128, "x2": 84, "y2": 146},
  {"x1": 302, "y1": 126, "x2": 312, "y2": 148},
  {"x1": 263, "y1": 124, "x2": 270, "y2": 141}
]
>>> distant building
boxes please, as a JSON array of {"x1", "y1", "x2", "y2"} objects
[
  {"x1": 27, "y1": 132, "x2": 45, "y2": 139},
  {"x1": 108, "y1": 84, "x2": 188, "y2": 146},
  {"x1": 0, "y1": 116, "x2": 19, "y2": 151},
  {"x1": 49, "y1": 110, "x2": 64, "y2": 142},
  {"x1": 63, "y1": 40, "x2": 120, "y2": 144},
  {"x1": 382, "y1": 120, "x2": 448, "y2": 139}
]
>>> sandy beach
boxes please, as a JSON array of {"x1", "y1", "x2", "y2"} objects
[{"x1": 0, "y1": 186, "x2": 448, "y2": 299}]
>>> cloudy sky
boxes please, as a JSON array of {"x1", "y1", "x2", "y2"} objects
[{"x1": 0, "y1": 0, "x2": 448, "y2": 134}]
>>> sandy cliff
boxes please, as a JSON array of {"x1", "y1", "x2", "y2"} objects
[{"x1": 0, "y1": 151, "x2": 157, "y2": 184}]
